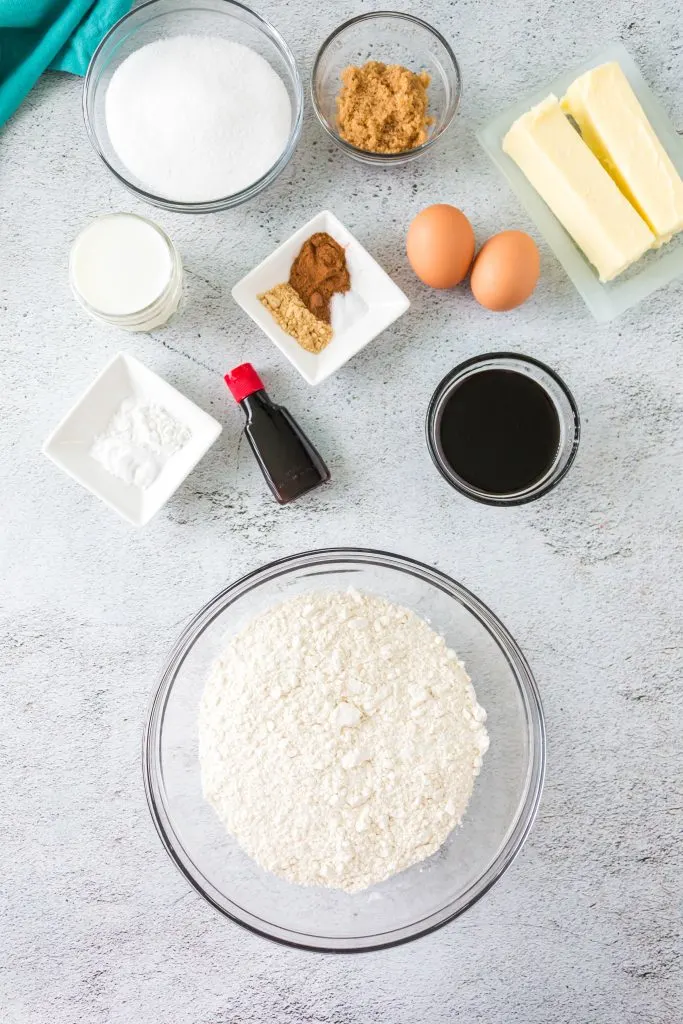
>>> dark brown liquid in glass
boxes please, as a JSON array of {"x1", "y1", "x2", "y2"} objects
[{"x1": 438, "y1": 369, "x2": 561, "y2": 495}]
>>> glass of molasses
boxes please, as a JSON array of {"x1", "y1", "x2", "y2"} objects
[{"x1": 426, "y1": 353, "x2": 580, "y2": 506}]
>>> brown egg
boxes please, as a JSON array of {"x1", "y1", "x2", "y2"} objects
[
  {"x1": 406, "y1": 204, "x2": 475, "y2": 289},
  {"x1": 470, "y1": 231, "x2": 540, "y2": 311}
]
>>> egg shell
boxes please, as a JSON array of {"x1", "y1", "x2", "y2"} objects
[
  {"x1": 406, "y1": 204, "x2": 475, "y2": 289},
  {"x1": 470, "y1": 231, "x2": 540, "y2": 311}
]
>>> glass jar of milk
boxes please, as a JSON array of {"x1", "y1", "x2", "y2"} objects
[{"x1": 69, "y1": 213, "x2": 183, "y2": 331}]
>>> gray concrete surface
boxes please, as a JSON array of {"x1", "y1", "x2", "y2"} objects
[{"x1": 1, "y1": 1, "x2": 681, "y2": 1021}]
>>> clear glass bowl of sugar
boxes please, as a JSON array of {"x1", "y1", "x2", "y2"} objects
[
  {"x1": 311, "y1": 12, "x2": 462, "y2": 166},
  {"x1": 143, "y1": 548, "x2": 545, "y2": 952},
  {"x1": 84, "y1": 0, "x2": 303, "y2": 213}
]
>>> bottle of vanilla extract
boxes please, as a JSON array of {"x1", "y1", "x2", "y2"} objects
[{"x1": 225, "y1": 363, "x2": 330, "y2": 504}]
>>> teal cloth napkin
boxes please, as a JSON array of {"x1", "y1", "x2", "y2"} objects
[{"x1": 0, "y1": 0, "x2": 131, "y2": 127}]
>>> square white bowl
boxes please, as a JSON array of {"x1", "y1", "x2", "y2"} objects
[
  {"x1": 43, "y1": 352, "x2": 222, "y2": 526},
  {"x1": 231, "y1": 210, "x2": 410, "y2": 385},
  {"x1": 478, "y1": 42, "x2": 683, "y2": 321}
]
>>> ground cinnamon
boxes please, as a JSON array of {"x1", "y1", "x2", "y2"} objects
[
  {"x1": 336, "y1": 61, "x2": 433, "y2": 154},
  {"x1": 288, "y1": 232, "x2": 350, "y2": 324}
]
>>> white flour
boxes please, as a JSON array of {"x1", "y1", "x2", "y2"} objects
[
  {"x1": 90, "y1": 398, "x2": 190, "y2": 489},
  {"x1": 105, "y1": 36, "x2": 292, "y2": 202},
  {"x1": 198, "y1": 590, "x2": 489, "y2": 892}
]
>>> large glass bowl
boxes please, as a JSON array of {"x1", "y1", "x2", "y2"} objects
[
  {"x1": 83, "y1": 0, "x2": 303, "y2": 213},
  {"x1": 143, "y1": 548, "x2": 545, "y2": 951},
  {"x1": 311, "y1": 12, "x2": 461, "y2": 166}
]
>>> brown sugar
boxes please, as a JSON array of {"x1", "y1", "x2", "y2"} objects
[
  {"x1": 288, "y1": 232, "x2": 350, "y2": 324},
  {"x1": 258, "y1": 283, "x2": 333, "y2": 354},
  {"x1": 336, "y1": 61, "x2": 433, "y2": 154}
]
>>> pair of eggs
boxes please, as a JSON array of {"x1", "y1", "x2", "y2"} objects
[{"x1": 406, "y1": 204, "x2": 540, "y2": 311}]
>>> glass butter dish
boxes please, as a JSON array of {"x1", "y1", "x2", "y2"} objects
[{"x1": 478, "y1": 42, "x2": 683, "y2": 321}]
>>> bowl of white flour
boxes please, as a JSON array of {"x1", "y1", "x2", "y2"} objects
[
  {"x1": 84, "y1": 0, "x2": 303, "y2": 212},
  {"x1": 143, "y1": 548, "x2": 545, "y2": 951}
]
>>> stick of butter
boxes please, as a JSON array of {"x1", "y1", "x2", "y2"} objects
[
  {"x1": 503, "y1": 95, "x2": 654, "y2": 281},
  {"x1": 562, "y1": 62, "x2": 683, "y2": 245}
]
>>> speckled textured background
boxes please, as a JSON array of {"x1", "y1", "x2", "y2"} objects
[{"x1": 1, "y1": 0, "x2": 682, "y2": 1021}]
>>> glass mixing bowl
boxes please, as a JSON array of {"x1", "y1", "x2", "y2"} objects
[
  {"x1": 83, "y1": 0, "x2": 303, "y2": 213},
  {"x1": 311, "y1": 12, "x2": 461, "y2": 166},
  {"x1": 143, "y1": 548, "x2": 545, "y2": 951}
]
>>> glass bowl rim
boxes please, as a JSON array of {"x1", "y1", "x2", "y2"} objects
[
  {"x1": 426, "y1": 352, "x2": 582, "y2": 507},
  {"x1": 82, "y1": 0, "x2": 304, "y2": 214},
  {"x1": 143, "y1": 546, "x2": 546, "y2": 952},
  {"x1": 310, "y1": 10, "x2": 462, "y2": 162}
]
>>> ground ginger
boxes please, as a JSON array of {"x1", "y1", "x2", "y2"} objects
[{"x1": 258, "y1": 283, "x2": 333, "y2": 354}]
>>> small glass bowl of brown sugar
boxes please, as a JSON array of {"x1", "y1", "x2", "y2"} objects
[{"x1": 311, "y1": 11, "x2": 461, "y2": 166}]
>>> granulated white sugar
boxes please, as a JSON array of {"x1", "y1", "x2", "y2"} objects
[{"x1": 105, "y1": 35, "x2": 292, "y2": 203}]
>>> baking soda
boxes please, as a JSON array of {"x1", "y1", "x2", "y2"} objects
[{"x1": 91, "y1": 398, "x2": 191, "y2": 488}]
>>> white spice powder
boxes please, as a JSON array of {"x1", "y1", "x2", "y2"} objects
[
  {"x1": 198, "y1": 589, "x2": 489, "y2": 892},
  {"x1": 105, "y1": 35, "x2": 292, "y2": 202}
]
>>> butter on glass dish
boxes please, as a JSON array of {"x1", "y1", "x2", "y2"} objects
[
  {"x1": 478, "y1": 42, "x2": 683, "y2": 321},
  {"x1": 232, "y1": 210, "x2": 410, "y2": 385},
  {"x1": 43, "y1": 353, "x2": 222, "y2": 526}
]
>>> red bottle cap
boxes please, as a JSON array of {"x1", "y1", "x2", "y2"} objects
[{"x1": 224, "y1": 363, "x2": 265, "y2": 403}]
